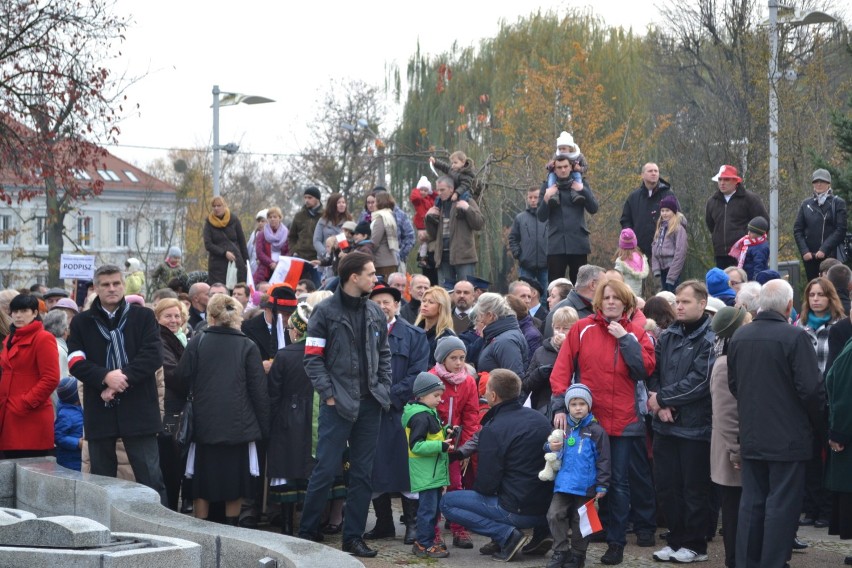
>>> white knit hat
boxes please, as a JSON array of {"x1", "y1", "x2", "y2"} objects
[
  {"x1": 556, "y1": 131, "x2": 575, "y2": 149},
  {"x1": 416, "y1": 175, "x2": 432, "y2": 194}
]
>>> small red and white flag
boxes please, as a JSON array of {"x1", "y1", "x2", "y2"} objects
[
  {"x1": 305, "y1": 337, "x2": 326, "y2": 356},
  {"x1": 269, "y1": 256, "x2": 306, "y2": 290},
  {"x1": 68, "y1": 350, "x2": 86, "y2": 370},
  {"x1": 578, "y1": 498, "x2": 603, "y2": 537},
  {"x1": 336, "y1": 232, "x2": 349, "y2": 250}
]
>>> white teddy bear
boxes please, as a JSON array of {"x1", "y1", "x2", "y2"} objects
[{"x1": 538, "y1": 428, "x2": 565, "y2": 481}]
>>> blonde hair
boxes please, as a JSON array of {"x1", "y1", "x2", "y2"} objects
[
  {"x1": 305, "y1": 290, "x2": 332, "y2": 309},
  {"x1": 653, "y1": 211, "x2": 684, "y2": 242},
  {"x1": 551, "y1": 306, "x2": 579, "y2": 329},
  {"x1": 207, "y1": 294, "x2": 243, "y2": 329},
  {"x1": 266, "y1": 206, "x2": 282, "y2": 219},
  {"x1": 449, "y1": 150, "x2": 472, "y2": 168},
  {"x1": 210, "y1": 196, "x2": 226, "y2": 208},
  {"x1": 415, "y1": 286, "x2": 454, "y2": 338},
  {"x1": 154, "y1": 297, "x2": 188, "y2": 326}
]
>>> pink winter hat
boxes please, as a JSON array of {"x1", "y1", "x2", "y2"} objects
[{"x1": 619, "y1": 228, "x2": 638, "y2": 249}]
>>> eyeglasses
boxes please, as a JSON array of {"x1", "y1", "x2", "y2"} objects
[{"x1": 729, "y1": 280, "x2": 742, "y2": 286}]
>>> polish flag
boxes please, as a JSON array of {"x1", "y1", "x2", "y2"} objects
[
  {"x1": 68, "y1": 350, "x2": 86, "y2": 370},
  {"x1": 305, "y1": 337, "x2": 326, "y2": 356},
  {"x1": 578, "y1": 498, "x2": 603, "y2": 537},
  {"x1": 336, "y1": 232, "x2": 349, "y2": 250},
  {"x1": 245, "y1": 260, "x2": 256, "y2": 295},
  {"x1": 269, "y1": 256, "x2": 306, "y2": 290}
]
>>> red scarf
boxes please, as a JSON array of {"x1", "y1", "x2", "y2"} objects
[{"x1": 729, "y1": 234, "x2": 766, "y2": 268}]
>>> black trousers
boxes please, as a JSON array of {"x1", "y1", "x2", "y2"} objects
[
  {"x1": 715, "y1": 255, "x2": 736, "y2": 270},
  {"x1": 653, "y1": 434, "x2": 711, "y2": 554},
  {"x1": 89, "y1": 435, "x2": 168, "y2": 506},
  {"x1": 736, "y1": 458, "x2": 805, "y2": 568},
  {"x1": 547, "y1": 254, "x2": 587, "y2": 285},
  {"x1": 718, "y1": 483, "x2": 742, "y2": 568},
  {"x1": 803, "y1": 258, "x2": 822, "y2": 282}
]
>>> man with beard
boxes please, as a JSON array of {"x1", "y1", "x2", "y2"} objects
[{"x1": 452, "y1": 279, "x2": 476, "y2": 334}]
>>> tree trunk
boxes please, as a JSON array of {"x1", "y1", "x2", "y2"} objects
[{"x1": 45, "y1": 182, "x2": 65, "y2": 287}]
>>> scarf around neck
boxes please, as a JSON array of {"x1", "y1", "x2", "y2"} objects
[
  {"x1": 263, "y1": 222, "x2": 288, "y2": 252},
  {"x1": 815, "y1": 189, "x2": 833, "y2": 206},
  {"x1": 434, "y1": 363, "x2": 468, "y2": 385},
  {"x1": 208, "y1": 208, "x2": 231, "y2": 228},
  {"x1": 731, "y1": 233, "x2": 766, "y2": 268},
  {"x1": 372, "y1": 208, "x2": 400, "y2": 252},
  {"x1": 805, "y1": 311, "x2": 832, "y2": 331}
]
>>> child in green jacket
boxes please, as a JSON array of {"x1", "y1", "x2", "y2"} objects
[{"x1": 402, "y1": 372, "x2": 454, "y2": 559}]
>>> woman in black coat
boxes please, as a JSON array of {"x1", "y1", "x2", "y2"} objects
[
  {"x1": 176, "y1": 294, "x2": 269, "y2": 525},
  {"x1": 203, "y1": 196, "x2": 249, "y2": 286},
  {"x1": 267, "y1": 304, "x2": 318, "y2": 535},
  {"x1": 793, "y1": 169, "x2": 848, "y2": 281},
  {"x1": 155, "y1": 298, "x2": 188, "y2": 511}
]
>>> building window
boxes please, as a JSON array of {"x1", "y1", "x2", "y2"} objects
[
  {"x1": 36, "y1": 216, "x2": 48, "y2": 246},
  {"x1": 153, "y1": 220, "x2": 168, "y2": 249},
  {"x1": 116, "y1": 218, "x2": 130, "y2": 247},
  {"x1": 124, "y1": 170, "x2": 139, "y2": 183},
  {"x1": 0, "y1": 215, "x2": 10, "y2": 245},
  {"x1": 97, "y1": 169, "x2": 121, "y2": 182},
  {"x1": 73, "y1": 168, "x2": 92, "y2": 180},
  {"x1": 77, "y1": 216, "x2": 92, "y2": 247}
]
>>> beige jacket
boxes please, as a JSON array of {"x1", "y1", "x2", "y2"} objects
[
  {"x1": 710, "y1": 355, "x2": 741, "y2": 487},
  {"x1": 425, "y1": 198, "x2": 485, "y2": 267}
]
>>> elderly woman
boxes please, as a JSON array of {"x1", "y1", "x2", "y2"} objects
[
  {"x1": 176, "y1": 294, "x2": 270, "y2": 525},
  {"x1": 156, "y1": 298, "x2": 189, "y2": 511},
  {"x1": 0, "y1": 294, "x2": 60, "y2": 458},
  {"x1": 476, "y1": 292, "x2": 529, "y2": 376},
  {"x1": 203, "y1": 196, "x2": 249, "y2": 287},
  {"x1": 370, "y1": 192, "x2": 400, "y2": 280},
  {"x1": 794, "y1": 169, "x2": 848, "y2": 282},
  {"x1": 522, "y1": 306, "x2": 578, "y2": 421},
  {"x1": 267, "y1": 303, "x2": 316, "y2": 535},
  {"x1": 550, "y1": 278, "x2": 656, "y2": 556},
  {"x1": 415, "y1": 286, "x2": 457, "y2": 367},
  {"x1": 254, "y1": 207, "x2": 289, "y2": 283}
]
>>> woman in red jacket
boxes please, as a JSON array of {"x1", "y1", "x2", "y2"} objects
[
  {"x1": 550, "y1": 278, "x2": 656, "y2": 563},
  {"x1": 0, "y1": 294, "x2": 60, "y2": 458}
]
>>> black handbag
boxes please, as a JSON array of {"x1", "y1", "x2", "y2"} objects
[{"x1": 174, "y1": 332, "x2": 204, "y2": 455}]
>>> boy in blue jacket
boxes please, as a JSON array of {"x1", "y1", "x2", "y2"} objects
[
  {"x1": 54, "y1": 377, "x2": 83, "y2": 471},
  {"x1": 545, "y1": 384, "x2": 610, "y2": 568}
]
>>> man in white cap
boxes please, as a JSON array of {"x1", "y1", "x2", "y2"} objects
[{"x1": 705, "y1": 165, "x2": 768, "y2": 269}]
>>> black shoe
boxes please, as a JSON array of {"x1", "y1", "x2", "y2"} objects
[
  {"x1": 342, "y1": 538, "x2": 378, "y2": 558},
  {"x1": 547, "y1": 550, "x2": 572, "y2": 568},
  {"x1": 321, "y1": 522, "x2": 342, "y2": 535},
  {"x1": 237, "y1": 514, "x2": 258, "y2": 529},
  {"x1": 522, "y1": 534, "x2": 554, "y2": 555},
  {"x1": 298, "y1": 531, "x2": 324, "y2": 543},
  {"x1": 600, "y1": 543, "x2": 624, "y2": 565},
  {"x1": 636, "y1": 532, "x2": 655, "y2": 547},
  {"x1": 589, "y1": 530, "x2": 607, "y2": 543},
  {"x1": 363, "y1": 524, "x2": 395, "y2": 539},
  {"x1": 660, "y1": 530, "x2": 670, "y2": 540},
  {"x1": 844, "y1": 555, "x2": 852, "y2": 565},
  {"x1": 480, "y1": 539, "x2": 501, "y2": 555},
  {"x1": 492, "y1": 529, "x2": 529, "y2": 562},
  {"x1": 798, "y1": 516, "x2": 815, "y2": 526},
  {"x1": 792, "y1": 536, "x2": 809, "y2": 550},
  {"x1": 403, "y1": 523, "x2": 416, "y2": 545},
  {"x1": 565, "y1": 553, "x2": 586, "y2": 568},
  {"x1": 224, "y1": 516, "x2": 239, "y2": 527},
  {"x1": 814, "y1": 518, "x2": 830, "y2": 528},
  {"x1": 180, "y1": 499, "x2": 193, "y2": 514}
]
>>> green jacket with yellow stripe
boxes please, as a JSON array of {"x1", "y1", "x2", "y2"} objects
[{"x1": 402, "y1": 402, "x2": 450, "y2": 492}]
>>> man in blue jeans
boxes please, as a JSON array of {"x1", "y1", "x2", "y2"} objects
[
  {"x1": 298, "y1": 253, "x2": 393, "y2": 558},
  {"x1": 441, "y1": 369, "x2": 552, "y2": 562}
]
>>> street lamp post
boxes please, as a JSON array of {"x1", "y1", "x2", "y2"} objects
[
  {"x1": 767, "y1": 3, "x2": 836, "y2": 269},
  {"x1": 211, "y1": 85, "x2": 274, "y2": 198}
]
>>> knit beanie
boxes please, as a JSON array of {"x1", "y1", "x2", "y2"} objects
[
  {"x1": 57, "y1": 377, "x2": 79, "y2": 404},
  {"x1": 167, "y1": 246, "x2": 182, "y2": 259},
  {"x1": 565, "y1": 383, "x2": 593, "y2": 410},
  {"x1": 755, "y1": 269, "x2": 781, "y2": 285},
  {"x1": 711, "y1": 306, "x2": 747, "y2": 339},
  {"x1": 747, "y1": 216, "x2": 769, "y2": 236},
  {"x1": 619, "y1": 228, "x2": 638, "y2": 250},
  {"x1": 354, "y1": 221, "x2": 371, "y2": 238},
  {"x1": 434, "y1": 335, "x2": 466, "y2": 365},
  {"x1": 659, "y1": 195, "x2": 679, "y2": 214},
  {"x1": 705, "y1": 267, "x2": 735, "y2": 297},
  {"x1": 303, "y1": 186, "x2": 321, "y2": 200},
  {"x1": 417, "y1": 176, "x2": 432, "y2": 192},
  {"x1": 556, "y1": 131, "x2": 575, "y2": 149},
  {"x1": 412, "y1": 372, "x2": 445, "y2": 398}
]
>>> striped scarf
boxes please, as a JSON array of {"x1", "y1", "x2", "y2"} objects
[{"x1": 95, "y1": 303, "x2": 131, "y2": 371}]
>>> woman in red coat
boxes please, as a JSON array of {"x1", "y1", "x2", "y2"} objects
[{"x1": 0, "y1": 294, "x2": 60, "y2": 457}]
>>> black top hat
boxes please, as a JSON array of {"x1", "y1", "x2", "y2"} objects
[
  {"x1": 369, "y1": 283, "x2": 402, "y2": 303},
  {"x1": 263, "y1": 285, "x2": 298, "y2": 314}
]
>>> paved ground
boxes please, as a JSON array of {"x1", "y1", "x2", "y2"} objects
[{"x1": 261, "y1": 503, "x2": 852, "y2": 567}]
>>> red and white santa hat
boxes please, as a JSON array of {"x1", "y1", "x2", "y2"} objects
[{"x1": 711, "y1": 165, "x2": 743, "y2": 183}]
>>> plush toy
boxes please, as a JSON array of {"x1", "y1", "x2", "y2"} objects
[{"x1": 539, "y1": 428, "x2": 565, "y2": 481}]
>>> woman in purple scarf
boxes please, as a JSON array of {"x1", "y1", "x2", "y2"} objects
[{"x1": 254, "y1": 207, "x2": 289, "y2": 283}]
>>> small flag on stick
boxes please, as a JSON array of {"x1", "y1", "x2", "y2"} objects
[{"x1": 578, "y1": 498, "x2": 603, "y2": 537}]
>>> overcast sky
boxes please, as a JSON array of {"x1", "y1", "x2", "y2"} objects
[{"x1": 107, "y1": 0, "x2": 851, "y2": 171}]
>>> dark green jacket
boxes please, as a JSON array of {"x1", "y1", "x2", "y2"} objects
[
  {"x1": 402, "y1": 402, "x2": 449, "y2": 492},
  {"x1": 826, "y1": 338, "x2": 852, "y2": 491}
]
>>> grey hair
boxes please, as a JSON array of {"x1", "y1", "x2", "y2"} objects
[
  {"x1": 507, "y1": 280, "x2": 530, "y2": 295},
  {"x1": 724, "y1": 266, "x2": 748, "y2": 283},
  {"x1": 759, "y1": 279, "x2": 793, "y2": 315},
  {"x1": 436, "y1": 175, "x2": 454, "y2": 189},
  {"x1": 575, "y1": 265, "x2": 605, "y2": 290},
  {"x1": 476, "y1": 292, "x2": 514, "y2": 318},
  {"x1": 42, "y1": 309, "x2": 69, "y2": 338},
  {"x1": 736, "y1": 282, "x2": 762, "y2": 312}
]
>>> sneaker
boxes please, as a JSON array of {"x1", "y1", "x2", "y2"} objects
[
  {"x1": 492, "y1": 529, "x2": 530, "y2": 562},
  {"x1": 798, "y1": 516, "x2": 815, "y2": 526},
  {"x1": 480, "y1": 539, "x2": 501, "y2": 555},
  {"x1": 412, "y1": 541, "x2": 450, "y2": 559},
  {"x1": 653, "y1": 545, "x2": 677, "y2": 561},
  {"x1": 814, "y1": 518, "x2": 830, "y2": 528},
  {"x1": 637, "y1": 532, "x2": 656, "y2": 547},
  {"x1": 522, "y1": 534, "x2": 554, "y2": 555},
  {"x1": 453, "y1": 528, "x2": 474, "y2": 549},
  {"x1": 600, "y1": 543, "x2": 624, "y2": 565},
  {"x1": 669, "y1": 548, "x2": 708, "y2": 563}
]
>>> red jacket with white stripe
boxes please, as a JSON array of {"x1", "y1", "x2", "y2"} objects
[{"x1": 550, "y1": 312, "x2": 655, "y2": 437}]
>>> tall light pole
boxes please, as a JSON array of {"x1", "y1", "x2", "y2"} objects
[
  {"x1": 211, "y1": 85, "x2": 274, "y2": 198},
  {"x1": 767, "y1": 3, "x2": 836, "y2": 269}
]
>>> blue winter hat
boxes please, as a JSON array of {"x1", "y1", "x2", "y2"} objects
[
  {"x1": 705, "y1": 267, "x2": 735, "y2": 297},
  {"x1": 57, "y1": 377, "x2": 79, "y2": 404},
  {"x1": 755, "y1": 270, "x2": 782, "y2": 285}
]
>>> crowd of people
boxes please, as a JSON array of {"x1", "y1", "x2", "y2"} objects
[{"x1": 0, "y1": 142, "x2": 850, "y2": 568}]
